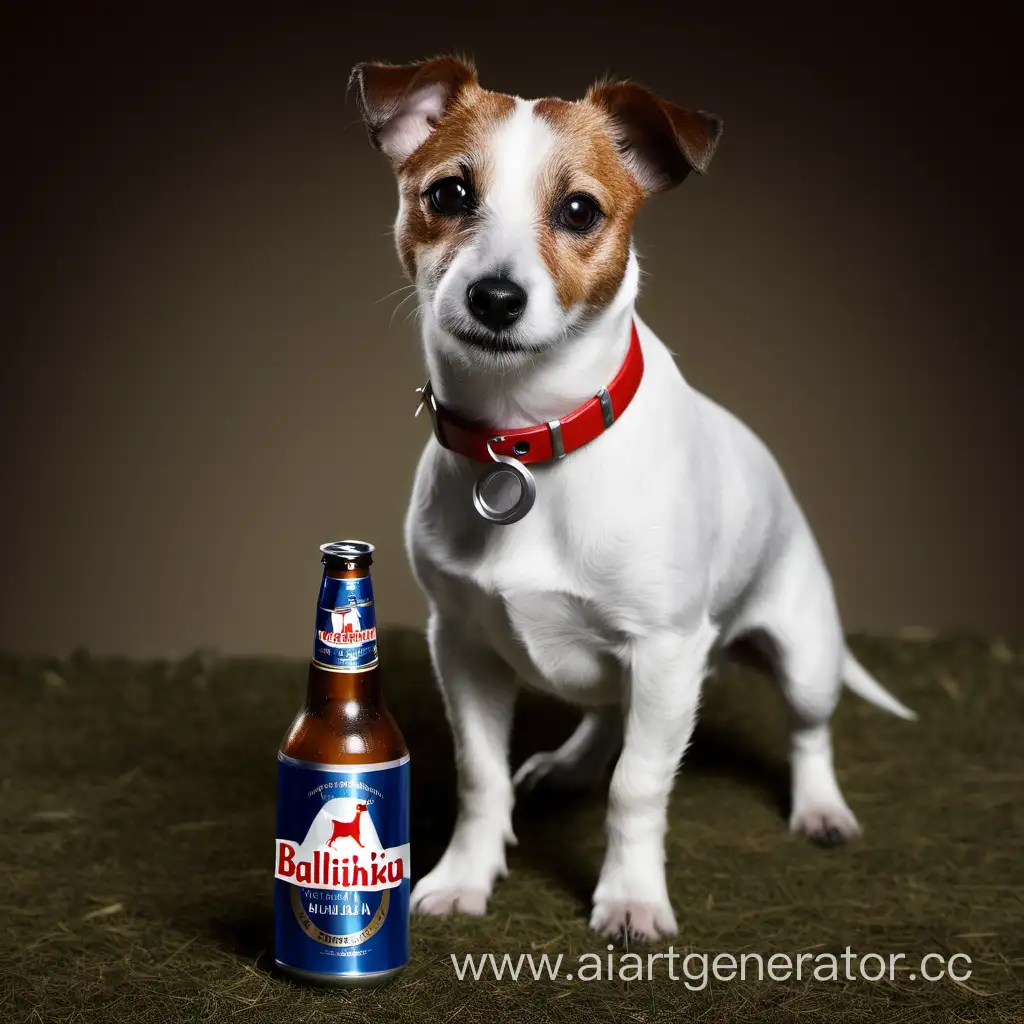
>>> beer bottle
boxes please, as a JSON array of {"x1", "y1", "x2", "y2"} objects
[{"x1": 274, "y1": 541, "x2": 410, "y2": 987}]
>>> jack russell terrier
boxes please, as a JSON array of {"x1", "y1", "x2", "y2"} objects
[{"x1": 350, "y1": 56, "x2": 915, "y2": 942}]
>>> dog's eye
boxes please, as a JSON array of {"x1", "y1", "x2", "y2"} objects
[
  {"x1": 427, "y1": 177, "x2": 473, "y2": 216},
  {"x1": 558, "y1": 194, "x2": 601, "y2": 233}
]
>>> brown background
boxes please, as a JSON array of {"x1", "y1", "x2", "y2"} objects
[{"x1": 3, "y1": 5, "x2": 1020, "y2": 658}]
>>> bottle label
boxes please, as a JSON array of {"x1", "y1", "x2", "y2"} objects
[
  {"x1": 313, "y1": 573, "x2": 378, "y2": 672},
  {"x1": 274, "y1": 753, "x2": 410, "y2": 978}
]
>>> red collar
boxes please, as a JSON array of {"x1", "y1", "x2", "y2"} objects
[{"x1": 417, "y1": 321, "x2": 644, "y2": 464}]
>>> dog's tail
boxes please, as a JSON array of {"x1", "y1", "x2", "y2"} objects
[{"x1": 842, "y1": 651, "x2": 917, "y2": 720}]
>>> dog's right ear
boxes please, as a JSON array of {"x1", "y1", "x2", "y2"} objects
[{"x1": 349, "y1": 57, "x2": 478, "y2": 165}]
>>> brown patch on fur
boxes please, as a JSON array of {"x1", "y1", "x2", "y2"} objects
[
  {"x1": 350, "y1": 56, "x2": 478, "y2": 155},
  {"x1": 534, "y1": 98, "x2": 646, "y2": 312},
  {"x1": 394, "y1": 87, "x2": 516, "y2": 281},
  {"x1": 587, "y1": 81, "x2": 721, "y2": 191}
]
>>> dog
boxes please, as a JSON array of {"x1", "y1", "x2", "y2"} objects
[{"x1": 350, "y1": 56, "x2": 915, "y2": 941}]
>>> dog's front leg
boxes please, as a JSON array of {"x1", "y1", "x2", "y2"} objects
[
  {"x1": 411, "y1": 609, "x2": 518, "y2": 916},
  {"x1": 591, "y1": 622, "x2": 716, "y2": 942}
]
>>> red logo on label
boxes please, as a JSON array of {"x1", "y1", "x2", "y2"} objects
[{"x1": 327, "y1": 803, "x2": 368, "y2": 848}]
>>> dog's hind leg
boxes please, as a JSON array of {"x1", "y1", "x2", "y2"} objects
[
  {"x1": 779, "y1": 652, "x2": 861, "y2": 845},
  {"x1": 512, "y1": 708, "x2": 622, "y2": 793},
  {"x1": 750, "y1": 546, "x2": 861, "y2": 844}
]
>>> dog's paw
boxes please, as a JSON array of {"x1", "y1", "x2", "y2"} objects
[
  {"x1": 411, "y1": 853, "x2": 500, "y2": 917},
  {"x1": 589, "y1": 899, "x2": 678, "y2": 944},
  {"x1": 790, "y1": 804, "x2": 861, "y2": 846},
  {"x1": 411, "y1": 881, "x2": 490, "y2": 916},
  {"x1": 513, "y1": 751, "x2": 600, "y2": 793},
  {"x1": 412, "y1": 822, "x2": 511, "y2": 916}
]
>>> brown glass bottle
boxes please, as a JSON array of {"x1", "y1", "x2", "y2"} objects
[
  {"x1": 280, "y1": 545, "x2": 408, "y2": 768},
  {"x1": 274, "y1": 541, "x2": 410, "y2": 988}
]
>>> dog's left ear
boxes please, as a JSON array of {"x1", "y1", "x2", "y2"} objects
[
  {"x1": 349, "y1": 56, "x2": 478, "y2": 165},
  {"x1": 587, "y1": 81, "x2": 721, "y2": 194}
]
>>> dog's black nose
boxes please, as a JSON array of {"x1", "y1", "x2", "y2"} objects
[{"x1": 466, "y1": 277, "x2": 527, "y2": 331}]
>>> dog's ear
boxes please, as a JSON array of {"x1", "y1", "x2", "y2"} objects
[
  {"x1": 587, "y1": 80, "x2": 721, "y2": 193},
  {"x1": 349, "y1": 56, "x2": 478, "y2": 165}
]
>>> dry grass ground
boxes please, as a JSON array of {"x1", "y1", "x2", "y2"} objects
[{"x1": 1, "y1": 630, "x2": 1022, "y2": 1023}]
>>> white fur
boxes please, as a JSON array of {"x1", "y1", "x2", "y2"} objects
[
  {"x1": 429, "y1": 100, "x2": 574, "y2": 366},
  {"x1": 400, "y1": 103, "x2": 913, "y2": 940}
]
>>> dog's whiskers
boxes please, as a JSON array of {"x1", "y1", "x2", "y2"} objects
[
  {"x1": 376, "y1": 283, "x2": 417, "y2": 305},
  {"x1": 389, "y1": 290, "x2": 420, "y2": 328},
  {"x1": 401, "y1": 303, "x2": 426, "y2": 328}
]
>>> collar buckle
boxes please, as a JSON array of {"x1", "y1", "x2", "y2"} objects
[{"x1": 415, "y1": 380, "x2": 446, "y2": 447}]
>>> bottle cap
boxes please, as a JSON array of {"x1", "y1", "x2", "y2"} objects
[{"x1": 319, "y1": 540, "x2": 375, "y2": 570}]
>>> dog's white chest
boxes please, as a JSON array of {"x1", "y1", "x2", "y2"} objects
[
  {"x1": 485, "y1": 586, "x2": 623, "y2": 705},
  {"x1": 414, "y1": 506, "x2": 626, "y2": 705}
]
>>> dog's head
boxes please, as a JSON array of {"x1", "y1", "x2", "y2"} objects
[{"x1": 351, "y1": 57, "x2": 720, "y2": 364}]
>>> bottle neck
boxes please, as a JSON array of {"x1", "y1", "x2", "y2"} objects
[{"x1": 305, "y1": 660, "x2": 383, "y2": 706}]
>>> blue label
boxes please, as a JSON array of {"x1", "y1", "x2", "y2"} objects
[
  {"x1": 274, "y1": 754, "x2": 410, "y2": 979},
  {"x1": 313, "y1": 573, "x2": 378, "y2": 672}
]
